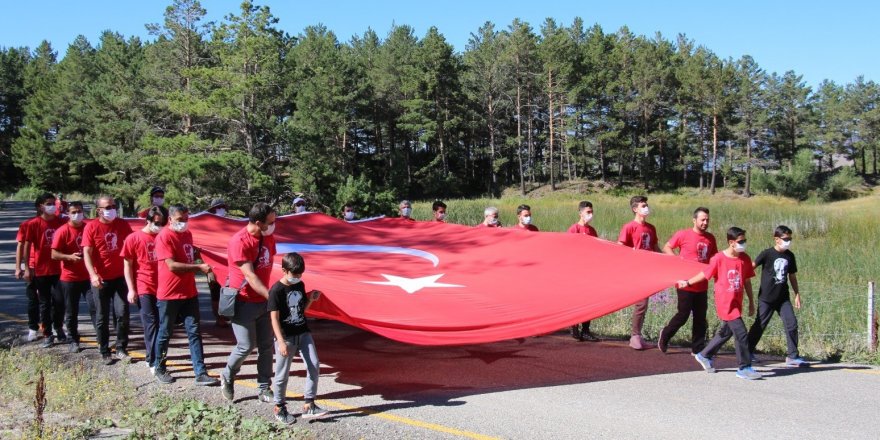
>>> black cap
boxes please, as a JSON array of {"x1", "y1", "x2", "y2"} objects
[{"x1": 150, "y1": 186, "x2": 165, "y2": 196}]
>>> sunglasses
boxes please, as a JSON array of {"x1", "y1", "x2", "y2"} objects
[{"x1": 735, "y1": 239, "x2": 747, "y2": 244}]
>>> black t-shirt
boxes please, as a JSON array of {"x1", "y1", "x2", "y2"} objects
[
  {"x1": 267, "y1": 280, "x2": 310, "y2": 337},
  {"x1": 754, "y1": 247, "x2": 798, "y2": 303}
]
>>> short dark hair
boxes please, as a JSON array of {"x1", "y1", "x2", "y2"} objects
[
  {"x1": 693, "y1": 207, "x2": 710, "y2": 218},
  {"x1": 168, "y1": 204, "x2": 188, "y2": 217},
  {"x1": 343, "y1": 202, "x2": 354, "y2": 210},
  {"x1": 578, "y1": 201, "x2": 593, "y2": 211},
  {"x1": 727, "y1": 226, "x2": 746, "y2": 241},
  {"x1": 36, "y1": 192, "x2": 55, "y2": 207},
  {"x1": 68, "y1": 201, "x2": 84, "y2": 211},
  {"x1": 630, "y1": 196, "x2": 648, "y2": 210},
  {"x1": 248, "y1": 202, "x2": 275, "y2": 223},
  {"x1": 774, "y1": 225, "x2": 793, "y2": 238},
  {"x1": 148, "y1": 205, "x2": 169, "y2": 225},
  {"x1": 432, "y1": 200, "x2": 446, "y2": 211},
  {"x1": 281, "y1": 252, "x2": 305, "y2": 274},
  {"x1": 516, "y1": 204, "x2": 531, "y2": 215}
]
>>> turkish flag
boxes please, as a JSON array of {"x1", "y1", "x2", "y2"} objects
[{"x1": 139, "y1": 212, "x2": 705, "y2": 345}]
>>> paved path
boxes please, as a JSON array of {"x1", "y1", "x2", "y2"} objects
[{"x1": 1, "y1": 201, "x2": 877, "y2": 439}]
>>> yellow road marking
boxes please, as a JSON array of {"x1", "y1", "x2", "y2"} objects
[
  {"x1": 843, "y1": 368, "x2": 880, "y2": 376},
  {"x1": 0, "y1": 311, "x2": 500, "y2": 440}
]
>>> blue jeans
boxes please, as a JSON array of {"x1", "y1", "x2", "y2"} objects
[
  {"x1": 155, "y1": 297, "x2": 207, "y2": 376},
  {"x1": 136, "y1": 294, "x2": 160, "y2": 367}
]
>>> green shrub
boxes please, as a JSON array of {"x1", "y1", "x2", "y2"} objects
[{"x1": 820, "y1": 166, "x2": 866, "y2": 201}]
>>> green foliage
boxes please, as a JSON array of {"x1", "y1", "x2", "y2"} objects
[
  {"x1": 819, "y1": 166, "x2": 867, "y2": 201},
  {"x1": 334, "y1": 174, "x2": 397, "y2": 218}
]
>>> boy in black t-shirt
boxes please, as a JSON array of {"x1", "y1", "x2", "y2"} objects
[
  {"x1": 268, "y1": 253, "x2": 329, "y2": 424},
  {"x1": 746, "y1": 225, "x2": 808, "y2": 367}
]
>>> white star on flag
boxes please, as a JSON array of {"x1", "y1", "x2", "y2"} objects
[{"x1": 362, "y1": 274, "x2": 465, "y2": 294}]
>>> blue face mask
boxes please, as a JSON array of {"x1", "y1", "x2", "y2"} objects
[{"x1": 287, "y1": 276, "x2": 301, "y2": 284}]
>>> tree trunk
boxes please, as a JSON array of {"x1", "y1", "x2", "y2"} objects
[
  {"x1": 744, "y1": 134, "x2": 753, "y2": 197},
  {"x1": 488, "y1": 95, "x2": 496, "y2": 185},
  {"x1": 710, "y1": 112, "x2": 718, "y2": 194},
  {"x1": 516, "y1": 84, "x2": 525, "y2": 195},
  {"x1": 548, "y1": 68, "x2": 555, "y2": 191}
]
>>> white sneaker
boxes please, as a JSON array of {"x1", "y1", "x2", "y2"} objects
[{"x1": 25, "y1": 330, "x2": 38, "y2": 342}]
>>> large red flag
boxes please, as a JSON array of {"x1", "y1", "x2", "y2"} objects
[{"x1": 141, "y1": 213, "x2": 705, "y2": 346}]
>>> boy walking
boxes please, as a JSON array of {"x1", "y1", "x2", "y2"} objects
[
  {"x1": 618, "y1": 196, "x2": 659, "y2": 349},
  {"x1": 268, "y1": 253, "x2": 328, "y2": 424},
  {"x1": 678, "y1": 227, "x2": 760, "y2": 380},
  {"x1": 747, "y1": 225, "x2": 807, "y2": 367}
]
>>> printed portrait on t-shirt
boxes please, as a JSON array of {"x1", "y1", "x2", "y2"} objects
[
  {"x1": 258, "y1": 246, "x2": 271, "y2": 269},
  {"x1": 75, "y1": 234, "x2": 83, "y2": 251},
  {"x1": 773, "y1": 258, "x2": 788, "y2": 284},
  {"x1": 640, "y1": 232, "x2": 651, "y2": 250},
  {"x1": 44, "y1": 228, "x2": 57, "y2": 248},
  {"x1": 146, "y1": 242, "x2": 156, "y2": 261},
  {"x1": 183, "y1": 244, "x2": 195, "y2": 264},
  {"x1": 104, "y1": 232, "x2": 118, "y2": 251},
  {"x1": 726, "y1": 269, "x2": 742, "y2": 292},
  {"x1": 696, "y1": 242, "x2": 709, "y2": 262},
  {"x1": 285, "y1": 290, "x2": 306, "y2": 326}
]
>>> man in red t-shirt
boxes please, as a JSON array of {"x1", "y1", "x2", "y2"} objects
[
  {"x1": 83, "y1": 195, "x2": 134, "y2": 364},
  {"x1": 22, "y1": 193, "x2": 67, "y2": 345},
  {"x1": 15, "y1": 210, "x2": 40, "y2": 341},
  {"x1": 513, "y1": 204, "x2": 539, "y2": 231},
  {"x1": 617, "y1": 195, "x2": 660, "y2": 350},
  {"x1": 431, "y1": 201, "x2": 447, "y2": 223},
  {"x1": 567, "y1": 201, "x2": 599, "y2": 342},
  {"x1": 678, "y1": 226, "x2": 760, "y2": 380},
  {"x1": 137, "y1": 186, "x2": 165, "y2": 218},
  {"x1": 121, "y1": 205, "x2": 167, "y2": 371},
  {"x1": 476, "y1": 206, "x2": 502, "y2": 228},
  {"x1": 51, "y1": 201, "x2": 97, "y2": 353},
  {"x1": 658, "y1": 207, "x2": 718, "y2": 354},
  {"x1": 151, "y1": 204, "x2": 218, "y2": 386},
  {"x1": 220, "y1": 202, "x2": 277, "y2": 402}
]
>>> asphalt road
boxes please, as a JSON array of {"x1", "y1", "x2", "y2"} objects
[{"x1": 1, "y1": 201, "x2": 877, "y2": 440}]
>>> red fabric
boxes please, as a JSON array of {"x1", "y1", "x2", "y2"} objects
[
  {"x1": 51, "y1": 222, "x2": 89, "y2": 282},
  {"x1": 154, "y1": 228, "x2": 198, "y2": 300},
  {"x1": 226, "y1": 227, "x2": 276, "y2": 303},
  {"x1": 187, "y1": 212, "x2": 706, "y2": 345},
  {"x1": 567, "y1": 223, "x2": 598, "y2": 237},
  {"x1": 618, "y1": 220, "x2": 658, "y2": 251},
  {"x1": 23, "y1": 216, "x2": 66, "y2": 276},
  {"x1": 82, "y1": 218, "x2": 133, "y2": 280},
  {"x1": 667, "y1": 229, "x2": 718, "y2": 292},
  {"x1": 703, "y1": 252, "x2": 756, "y2": 320},
  {"x1": 17, "y1": 218, "x2": 36, "y2": 268},
  {"x1": 120, "y1": 231, "x2": 159, "y2": 295}
]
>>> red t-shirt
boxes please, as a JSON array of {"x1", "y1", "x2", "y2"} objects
[
  {"x1": 227, "y1": 227, "x2": 276, "y2": 303},
  {"x1": 82, "y1": 218, "x2": 133, "y2": 280},
  {"x1": 476, "y1": 223, "x2": 502, "y2": 228},
  {"x1": 155, "y1": 228, "x2": 198, "y2": 300},
  {"x1": 667, "y1": 229, "x2": 718, "y2": 292},
  {"x1": 567, "y1": 223, "x2": 598, "y2": 237},
  {"x1": 24, "y1": 216, "x2": 66, "y2": 276},
  {"x1": 514, "y1": 224, "x2": 539, "y2": 232},
  {"x1": 120, "y1": 231, "x2": 159, "y2": 295},
  {"x1": 17, "y1": 218, "x2": 36, "y2": 268},
  {"x1": 703, "y1": 252, "x2": 755, "y2": 321},
  {"x1": 618, "y1": 221, "x2": 658, "y2": 251},
  {"x1": 51, "y1": 221, "x2": 90, "y2": 282}
]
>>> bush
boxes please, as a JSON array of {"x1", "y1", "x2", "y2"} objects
[
  {"x1": 819, "y1": 166, "x2": 866, "y2": 201},
  {"x1": 334, "y1": 174, "x2": 397, "y2": 218}
]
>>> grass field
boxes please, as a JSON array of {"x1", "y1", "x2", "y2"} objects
[{"x1": 412, "y1": 186, "x2": 880, "y2": 363}]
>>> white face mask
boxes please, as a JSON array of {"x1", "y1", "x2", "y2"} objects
[
  {"x1": 287, "y1": 276, "x2": 301, "y2": 284},
  {"x1": 344, "y1": 211, "x2": 355, "y2": 221},
  {"x1": 521, "y1": 216, "x2": 532, "y2": 225},
  {"x1": 171, "y1": 221, "x2": 188, "y2": 233},
  {"x1": 734, "y1": 242, "x2": 747, "y2": 253},
  {"x1": 148, "y1": 223, "x2": 162, "y2": 234},
  {"x1": 263, "y1": 223, "x2": 275, "y2": 236},
  {"x1": 582, "y1": 213, "x2": 593, "y2": 223},
  {"x1": 487, "y1": 217, "x2": 498, "y2": 225},
  {"x1": 70, "y1": 212, "x2": 84, "y2": 223},
  {"x1": 294, "y1": 205, "x2": 306, "y2": 214},
  {"x1": 101, "y1": 208, "x2": 118, "y2": 221},
  {"x1": 436, "y1": 213, "x2": 446, "y2": 221},
  {"x1": 401, "y1": 207, "x2": 412, "y2": 217},
  {"x1": 779, "y1": 239, "x2": 791, "y2": 251},
  {"x1": 43, "y1": 204, "x2": 57, "y2": 215},
  {"x1": 214, "y1": 208, "x2": 226, "y2": 217},
  {"x1": 640, "y1": 206, "x2": 651, "y2": 216},
  {"x1": 152, "y1": 197, "x2": 164, "y2": 207}
]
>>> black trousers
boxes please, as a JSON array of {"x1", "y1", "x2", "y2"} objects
[
  {"x1": 94, "y1": 276, "x2": 129, "y2": 355},
  {"x1": 60, "y1": 280, "x2": 95, "y2": 343},
  {"x1": 136, "y1": 294, "x2": 160, "y2": 367},
  {"x1": 25, "y1": 274, "x2": 39, "y2": 331},
  {"x1": 34, "y1": 274, "x2": 64, "y2": 338},
  {"x1": 700, "y1": 317, "x2": 751, "y2": 369},
  {"x1": 659, "y1": 289, "x2": 708, "y2": 353},
  {"x1": 748, "y1": 298, "x2": 799, "y2": 358}
]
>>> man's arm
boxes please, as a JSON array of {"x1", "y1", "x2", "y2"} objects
[
  {"x1": 165, "y1": 257, "x2": 210, "y2": 274},
  {"x1": 790, "y1": 273, "x2": 801, "y2": 309},
  {"x1": 238, "y1": 261, "x2": 269, "y2": 300},
  {"x1": 123, "y1": 259, "x2": 138, "y2": 304},
  {"x1": 14, "y1": 242, "x2": 24, "y2": 279},
  {"x1": 82, "y1": 245, "x2": 102, "y2": 288},
  {"x1": 21, "y1": 240, "x2": 33, "y2": 282},
  {"x1": 51, "y1": 248, "x2": 82, "y2": 262},
  {"x1": 662, "y1": 242, "x2": 676, "y2": 256},
  {"x1": 745, "y1": 281, "x2": 755, "y2": 316},
  {"x1": 677, "y1": 272, "x2": 707, "y2": 289},
  {"x1": 270, "y1": 310, "x2": 288, "y2": 357}
]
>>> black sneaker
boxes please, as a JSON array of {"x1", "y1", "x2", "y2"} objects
[
  {"x1": 658, "y1": 328, "x2": 669, "y2": 353},
  {"x1": 194, "y1": 374, "x2": 219, "y2": 386},
  {"x1": 300, "y1": 403, "x2": 329, "y2": 420},
  {"x1": 274, "y1": 405, "x2": 296, "y2": 425},
  {"x1": 220, "y1": 376, "x2": 234, "y2": 401},
  {"x1": 68, "y1": 342, "x2": 80, "y2": 353},
  {"x1": 154, "y1": 369, "x2": 175, "y2": 384},
  {"x1": 41, "y1": 335, "x2": 55, "y2": 348},
  {"x1": 102, "y1": 354, "x2": 114, "y2": 365},
  {"x1": 115, "y1": 350, "x2": 131, "y2": 363},
  {"x1": 258, "y1": 388, "x2": 274, "y2": 403},
  {"x1": 582, "y1": 331, "x2": 600, "y2": 342}
]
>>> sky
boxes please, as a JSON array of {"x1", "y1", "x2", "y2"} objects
[{"x1": 0, "y1": 0, "x2": 876, "y2": 88}]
